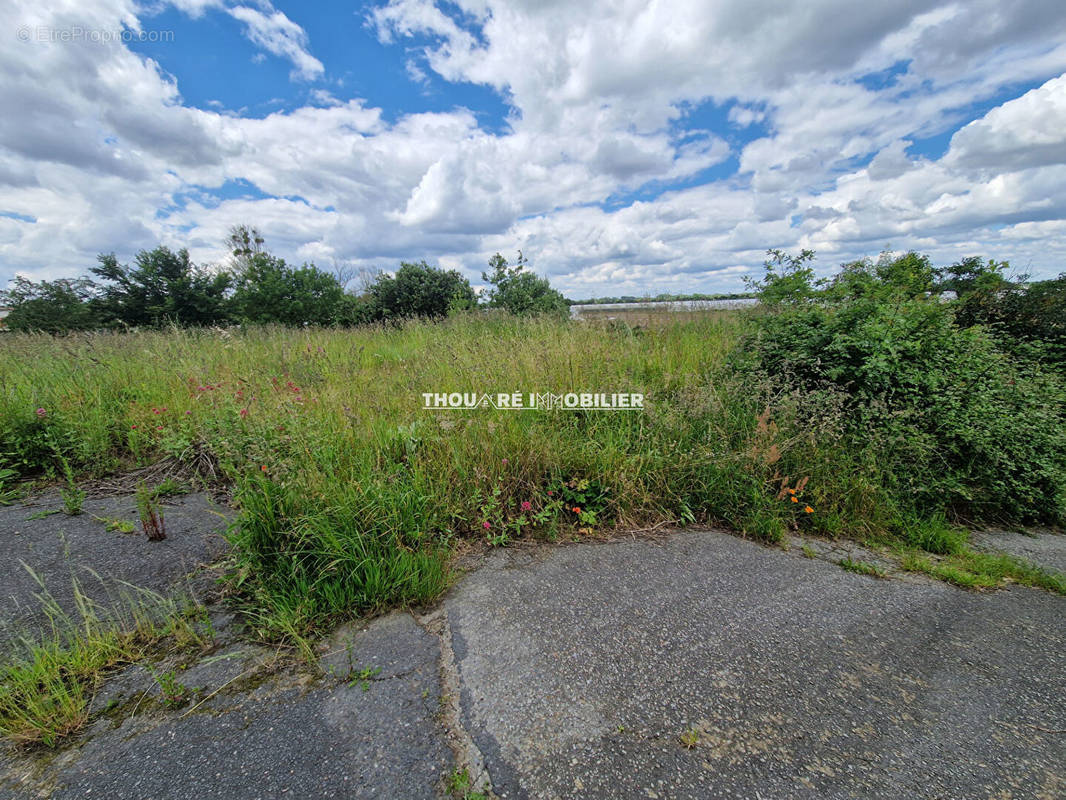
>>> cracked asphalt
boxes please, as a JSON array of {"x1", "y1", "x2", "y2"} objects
[{"x1": 1, "y1": 503, "x2": 1063, "y2": 799}]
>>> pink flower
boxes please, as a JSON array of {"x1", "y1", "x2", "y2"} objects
[
  {"x1": 185, "y1": 410, "x2": 192, "y2": 415},
  {"x1": 521, "y1": 501, "x2": 532, "y2": 511},
  {"x1": 501, "y1": 458, "x2": 509, "y2": 465},
  {"x1": 35, "y1": 407, "x2": 47, "y2": 418},
  {"x1": 482, "y1": 521, "x2": 491, "y2": 530},
  {"x1": 239, "y1": 408, "x2": 249, "y2": 418}
]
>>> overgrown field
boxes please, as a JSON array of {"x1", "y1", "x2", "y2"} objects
[{"x1": 3, "y1": 260, "x2": 1066, "y2": 642}]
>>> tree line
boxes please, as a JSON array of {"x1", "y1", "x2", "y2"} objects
[{"x1": 0, "y1": 226, "x2": 569, "y2": 333}]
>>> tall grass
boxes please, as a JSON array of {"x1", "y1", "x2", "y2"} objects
[
  {"x1": 1, "y1": 312, "x2": 1060, "y2": 640},
  {"x1": 0, "y1": 570, "x2": 211, "y2": 746}
]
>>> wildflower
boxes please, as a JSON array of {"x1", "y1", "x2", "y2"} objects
[
  {"x1": 804, "y1": 506, "x2": 814, "y2": 513},
  {"x1": 501, "y1": 458, "x2": 509, "y2": 465},
  {"x1": 790, "y1": 496, "x2": 798, "y2": 503},
  {"x1": 521, "y1": 501, "x2": 532, "y2": 511},
  {"x1": 260, "y1": 465, "x2": 268, "y2": 472},
  {"x1": 35, "y1": 407, "x2": 47, "y2": 418},
  {"x1": 239, "y1": 408, "x2": 249, "y2": 418},
  {"x1": 547, "y1": 490, "x2": 554, "y2": 496},
  {"x1": 131, "y1": 424, "x2": 138, "y2": 430},
  {"x1": 572, "y1": 506, "x2": 581, "y2": 514},
  {"x1": 185, "y1": 410, "x2": 192, "y2": 415},
  {"x1": 153, "y1": 408, "x2": 160, "y2": 414},
  {"x1": 787, "y1": 488, "x2": 796, "y2": 495},
  {"x1": 156, "y1": 426, "x2": 163, "y2": 430},
  {"x1": 482, "y1": 521, "x2": 491, "y2": 530}
]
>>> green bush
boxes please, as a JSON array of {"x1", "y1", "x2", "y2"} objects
[{"x1": 747, "y1": 251, "x2": 1066, "y2": 525}]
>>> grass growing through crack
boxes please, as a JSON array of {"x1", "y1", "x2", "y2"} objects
[
  {"x1": 901, "y1": 550, "x2": 1066, "y2": 593},
  {"x1": 0, "y1": 570, "x2": 212, "y2": 747},
  {"x1": 838, "y1": 558, "x2": 887, "y2": 578}
]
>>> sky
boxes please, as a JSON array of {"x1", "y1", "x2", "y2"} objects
[{"x1": 2, "y1": 1, "x2": 1066, "y2": 297}]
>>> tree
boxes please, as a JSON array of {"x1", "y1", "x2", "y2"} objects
[
  {"x1": 227, "y1": 225, "x2": 266, "y2": 274},
  {"x1": 480, "y1": 251, "x2": 568, "y2": 316},
  {"x1": 91, "y1": 247, "x2": 231, "y2": 327},
  {"x1": 230, "y1": 253, "x2": 348, "y2": 326},
  {"x1": 745, "y1": 249, "x2": 821, "y2": 306},
  {"x1": 934, "y1": 256, "x2": 1012, "y2": 298},
  {"x1": 1, "y1": 276, "x2": 101, "y2": 332},
  {"x1": 365, "y1": 261, "x2": 476, "y2": 320}
]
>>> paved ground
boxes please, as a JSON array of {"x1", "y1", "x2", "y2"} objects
[
  {"x1": 446, "y1": 534, "x2": 1066, "y2": 799},
  {"x1": 2, "y1": 514, "x2": 1064, "y2": 799},
  {"x1": 0, "y1": 491, "x2": 230, "y2": 650},
  {"x1": 971, "y1": 526, "x2": 1066, "y2": 575}
]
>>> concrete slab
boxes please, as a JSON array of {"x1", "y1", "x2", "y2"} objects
[{"x1": 446, "y1": 530, "x2": 1066, "y2": 799}]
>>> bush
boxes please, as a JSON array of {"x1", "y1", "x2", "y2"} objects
[
  {"x1": 747, "y1": 250, "x2": 1066, "y2": 525},
  {"x1": 481, "y1": 251, "x2": 568, "y2": 317},
  {"x1": 363, "y1": 261, "x2": 476, "y2": 320}
]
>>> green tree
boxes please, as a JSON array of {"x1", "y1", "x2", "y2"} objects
[
  {"x1": 365, "y1": 261, "x2": 476, "y2": 320},
  {"x1": 480, "y1": 251, "x2": 568, "y2": 316},
  {"x1": 230, "y1": 253, "x2": 348, "y2": 326},
  {"x1": 744, "y1": 249, "x2": 821, "y2": 306},
  {"x1": 91, "y1": 247, "x2": 231, "y2": 327},
  {"x1": 1, "y1": 276, "x2": 100, "y2": 332}
]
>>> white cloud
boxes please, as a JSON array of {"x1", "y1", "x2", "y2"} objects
[
  {"x1": 227, "y1": 4, "x2": 324, "y2": 81},
  {"x1": 2, "y1": 0, "x2": 1066, "y2": 296}
]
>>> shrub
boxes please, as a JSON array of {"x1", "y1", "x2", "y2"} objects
[
  {"x1": 363, "y1": 261, "x2": 476, "y2": 320},
  {"x1": 481, "y1": 252, "x2": 568, "y2": 317},
  {"x1": 747, "y1": 251, "x2": 1066, "y2": 525}
]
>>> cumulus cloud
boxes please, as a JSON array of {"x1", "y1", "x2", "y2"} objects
[
  {"x1": 227, "y1": 4, "x2": 324, "y2": 81},
  {"x1": 2, "y1": 0, "x2": 1066, "y2": 295}
]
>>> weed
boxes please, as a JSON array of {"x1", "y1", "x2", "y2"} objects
[
  {"x1": 447, "y1": 768, "x2": 471, "y2": 793},
  {"x1": 838, "y1": 558, "x2": 887, "y2": 578},
  {"x1": 902, "y1": 549, "x2": 1065, "y2": 594},
  {"x1": 27, "y1": 509, "x2": 61, "y2": 521},
  {"x1": 149, "y1": 668, "x2": 189, "y2": 707},
  {"x1": 58, "y1": 457, "x2": 85, "y2": 516},
  {"x1": 348, "y1": 666, "x2": 381, "y2": 692},
  {"x1": 94, "y1": 516, "x2": 136, "y2": 534},
  {"x1": 0, "y1": 467, "x2": 18, "y2": 505},
  {"x1": 801, "y1": 544, "x2": 817, "y2": 559},
  {"x1": 0, "y1": 570, "x2": 211, "y2": 747},
  {"x1": 679, "y1": 727, "x2": 701, "y2": 749},
  {"x1": 136, "y1": 482, "x2": 166, "y2": 541}
]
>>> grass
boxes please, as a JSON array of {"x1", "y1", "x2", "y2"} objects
[
  {"x1": 1, "y1": 314, "x2": 1062, "y2": 648},
  {"x1": 94, "y1": 515, "x2": 136, "y2": 534},
  {"x1": 838, "y1": 558, "x2": 887, "y2": 578},
  {"x1": 0, "y1": 571, "x2": 212, "y2": 747},
  {"x1": 901, "y1": 549, "x2": 1066, "y2": 594}
]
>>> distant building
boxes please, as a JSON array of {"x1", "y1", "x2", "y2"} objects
[{"x1": 0, "y1": 306, "x2": 10, "y2": 329}]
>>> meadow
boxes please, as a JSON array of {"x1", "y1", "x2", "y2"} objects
[{"x1": 3, "y1": 254, "x2": 1065, "y2": 652}]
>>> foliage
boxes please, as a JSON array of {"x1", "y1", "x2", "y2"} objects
[
  {"x1": 230, "y1": 253, "x2": 349, "y2": 326},
  {"x1": 481, "y1": 251, "x2": 568, "y2": 317},
  {"x1": 746, "y1": 249, "x2": 1066, "y2": 525},
  {"x1": 364, "y1": 260, "x2": 476, "y2": 319},
  {"x1": 744, "y1": 248, "x2": 822, "y2": 307},
  {"x1": 3, "y1": 281, "x2": 1063, "y2": 647},
  {"x1": 1, "y1": 277, "x2": 100, "y2": 333},
  {"x1": 92, "y1": 247, "x2": 232, "y2": 327},
  {"x1": 947, "y1": 261, "x2": 1066, "y2": 367}
]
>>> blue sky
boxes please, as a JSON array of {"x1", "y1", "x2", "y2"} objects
[{"x1": 3, "y1": 1, "x2": 1066, "y2": 296}]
